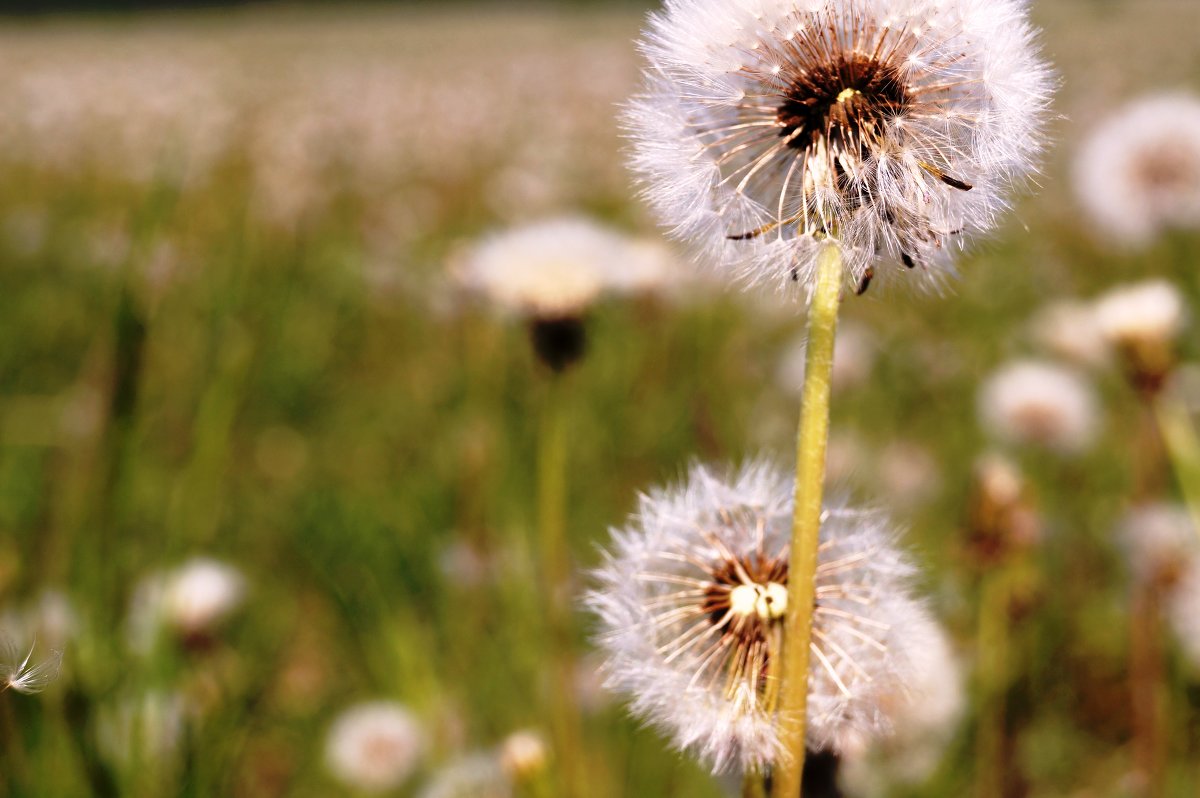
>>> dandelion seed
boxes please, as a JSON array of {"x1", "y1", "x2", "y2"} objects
[
  {"x1": 0, "y1": 636, "x2": 62, "y2": 695},
  {"x1": 1074, "y1": 92, "x2": 1200, "y2": 247},
  {"x1": 587, "y1": 461, "x2": 934, "y2": 773},
  {"x1": 978, "y1": 360, "x2": 1098, "y2": 455},
  {"x1": 625, "y1": 0, "x2": 1052, "y2": 295},
  {"x1": 1093, "y1": 279, "x2": 1188, "y2": 392},
  {"x1": 325, "y1": 701, "x2": 425, "y2": 793}
]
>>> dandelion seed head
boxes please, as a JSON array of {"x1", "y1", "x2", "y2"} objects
[
  {"x1": 1093, "y1": 279, "x2": 1188, "y2": 390},
  {"x1": 325, "y1": 701, "x2": 425, "y2": 793},
  {"x1": 163, "y1": 558, "x2": 247, "y2": 638},
  {"x1": 498, "y1": 729, "x2": 549, "y2": 782},
  {"x1": 1118, "y1": 503, "x2": 1198, "y2": 588},
  {"x1": 1028, "y1": 300, "x2": 1110, "y2": 370},
  {"x1": 587, "y1": 461, "x2": 932, "y2": 773},
  {"x1": 1074, "y1": 92, "x2": 1200, "y2": 247},
  {"x1": 625, "y1": 0, "x2": 1052, "y2": 295},
  {"x1": 1166, "y1": 559, "x2": 1200, "y2": 669},
  {"x1": 457, "y1": 218, "x2": 624, "y2": 318},
  {"x1": 978, "y1": 360, "x2": 1099, "y2": 454}
]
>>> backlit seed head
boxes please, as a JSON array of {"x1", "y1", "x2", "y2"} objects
[
  {"x1": 625, "y1": 0, "x2": 1052, "y2": 296},
  {"x1": 587, "y1": 461, "x2": 936, "y2": 773}
]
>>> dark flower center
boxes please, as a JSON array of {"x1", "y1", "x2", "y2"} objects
[{"x1": 776, "y1": 54, "x2": 910, "y2": 153}]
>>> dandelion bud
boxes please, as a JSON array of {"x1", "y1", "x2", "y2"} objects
[
  {"x1": 966, "y1": 454, "x2": 1040, "y2": 566},
  {"x1": 587, "y1": 461, "x2": 938, "y2": 773},
  {"x1": 1093, "y1": 280, "x2": 1188, "y2": 395},
  {"x1": 325, "y1": 701, "x2": 425, "y2": 793}
]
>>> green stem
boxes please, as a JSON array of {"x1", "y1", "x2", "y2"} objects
[
  {"x1": 1153, "y1": 390, "x2": 1200, "y2": 543},
  {"x1": 537, "y1": 376, "x2": 585, "y2": 798},
  {"x1": 974, "y1": 568, "x2": 1011, "y2": 798},
  {"x1": 773, "y1": 244, "x2": 844, "y2": 798},
  {"x1": 743, "y1": 770, "x2": 768, "y2": 798}
]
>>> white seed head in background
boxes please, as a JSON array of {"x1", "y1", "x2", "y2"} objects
[
  {"x1": 0, "y1": 635, "x2": 62, "y2": 695},
  {"x1": 163, "y1": 558, "x2": 247, "y2": 638},
  {"x1": 498, "y1": 729, "x2": 549, "y2": 782},
  {"x1": 457, "y1": 217, "x2": 657, "y2": 319},
  {"x1": 1074, "y1": 92, "x2": 1200, "y2": 247},
  {"x1": 1117, "y1": 503, "x2": 1198, "y2": 588},
  {"x1": 625, "y1": 0, "x2": 1052, "y2": 296},
  {"x1": 587, "y1": 461, "x2": 936, "y2": 773},
  {"x1": 839, "y1": 613, "x2": 964, "y2": 789},
  {"x1": 1094, "y1": 279, "x2": 1188, "y2": 348},
  {"x1": 1027, "y1": 300, "x2": 1110, "y2": 370},
  {"x1": 417, "y1": 752, "x2": 512, "y2": 798},
  {"x1": 325, "y1": 701, "x2": 425, "y2": 793},
  {"x1": 1167, "y1": 560, "x2": 1200, "y2": 669},
  {"x1": 978, "y1": 360, "x2": 1099, "y2": 455}
]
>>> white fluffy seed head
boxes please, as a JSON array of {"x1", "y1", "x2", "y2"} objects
[
  {"x1": 1074, "y1": 92, "x2": 1200, "y2": 247},
  {"x1": 163, "y1": 558, "x2": 246, "y2": 638},
  {"x1": 1094, "y1": 280, "x2": 1188, "y2": 348},
  {"x1": 625, "y1": 0, "x2": 1053, "y2": 297},
  {"x1": 1118, "y1": 503, "x2": 1198, "y2": 587},
  {"x1": 1027, "y1": 300, "x2": 1110, "y2": 370},
  {"x1": 1167, "y1": 559, "x2": 1200, "y2": 669},
  {"x1": 839, "y1": 613, "x2": 963, "y2": 788},
  {"x1": 498, "y1": 729, "x2": 549, "y2": 782},
  {"x1": 978, "y1": 360, "x2": 1099, "y2": 455},
  {"x1": 586, "y1": 461, "x2": 936, "y2": 773},
  {"x1": 325, "y1": 701, "x2": 425, "y2": 793}
]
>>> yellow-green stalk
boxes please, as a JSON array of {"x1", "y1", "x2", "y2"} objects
[{"x1": 773, "y1": 244, "x2": 844, "y2": 798}]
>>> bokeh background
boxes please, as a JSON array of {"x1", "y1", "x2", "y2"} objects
[{"x1": 2, "y1": 0, "x2": 1200, "y2": 796}]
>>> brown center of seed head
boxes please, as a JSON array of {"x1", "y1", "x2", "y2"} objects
[{"x1": 776, "y1": 54, "x2": 910, "y2": 155}]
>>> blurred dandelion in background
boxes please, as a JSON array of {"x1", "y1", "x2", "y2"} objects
[
  {"x1": 978, "y1": 359, "x2": 1099, "y2": 455},
  {"x1": 1074, "y1": 92, "x2": 1200, "y2": 247},
  {"x1": 324, "y1": 701, "x2": 425, "y2": 793}
]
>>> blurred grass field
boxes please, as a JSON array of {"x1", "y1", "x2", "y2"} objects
[{"x1": 2, "y1": 1, "x2": 1200, "y2": 796}]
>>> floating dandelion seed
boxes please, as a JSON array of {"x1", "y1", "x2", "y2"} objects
[
  {"x1": 625, "y1": 0, "x2": 1052, "y2": 295},
  {"x1": 1074, "y1": 92, "x2": 1200, "y2": 247},
  {"x1": 587, "y1": 461, "x2": 931, "y2": 773},
  {"x1": 0, "y1": 636, "x2": 62, "y2": 695},
  {"x1": 325, "y1": 701, "x2": 425, "y2": 793},
  {"x1": 978, "y1": 360, "x2": 1098, "y2": 455}
]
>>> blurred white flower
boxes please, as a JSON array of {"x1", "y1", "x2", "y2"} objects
[
  {"x1": 498, "y1": 729, "x2": 548, "y2": 782},
  {"x1": 417, "y1": 752, "x2": 511, "y2": 798},
  {"x1": 978, "y1": 360, "x2": 1099, "y2": 454},
  {"x1": 128, "y1": 558, "x2": 246, "y2": 653},
  {"x1": 840, "y1": 617, "x2": 964, "y2": 789},
  {"x1": 587, "y1": 461, "x2": 935, "y2": 773},
  {"x1": 777, "y1": 320, "x2": 877, "y2": 396},
  {"x1": 1028, "y1": 300, "x2": 1110, "y2": 369},
  {"x1": 626, "y1": 0, "x2": 1052, "y2": 295},
  {"x1": 1166, "y1": 560, "x2": 1200, "y2": 669},
  {"x1": 456, "y1": 217, "x2": 622, "y2": 319},
  {"x1": 0, "y1": 636, "x2": 62, "y2": 695},
  {"x1": 325, "y1": 701, "x2": 425, "y2": 793},
  {"x1": 1074, "y1": 93, "x2": 1200, "y2": 246},
  {"x1": 1118, "y1": 503, "x2": 1198, "y2": 587},
  {"x1": 1093, "y1": 279, "x2": 1188, "y2": 389}
]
